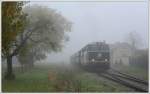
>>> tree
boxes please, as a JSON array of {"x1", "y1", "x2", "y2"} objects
[
  {"x1": 125, "y1": 31, "x2": 142, "y2": 50},
  {"x1": 125, "y1": 31, "x2": 148, "y2": 68},
  {"x1": 129, "y1": 49, "x2": 148, "y2": 70},
  {"x1": 17, "y1": 5, "x2": 71, "y2": 69},
  {"x1": 17, "y1": 44, "x2": 46, "y2": 72},
  {"x1": 2, "y1": 1, "x2": 27, "y2": 79},
  {"x1": 2, "y1": 3, "x2": 72, "y2": 80},
  {"x1": 23, "y1": 5, "x2": 71, "y2": 50}
]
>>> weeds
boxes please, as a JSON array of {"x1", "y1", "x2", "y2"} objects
[{"x1": 2, "y1": 63, "x2": 134, "y2": 92}]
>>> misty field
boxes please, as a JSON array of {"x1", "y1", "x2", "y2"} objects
[{"x1": 2, "y1": 63, "x2": 134, "y2": 92}]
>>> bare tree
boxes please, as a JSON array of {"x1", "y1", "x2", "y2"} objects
[{"x1": 125, "y1": 31, "x2": 142, "y2": 50}]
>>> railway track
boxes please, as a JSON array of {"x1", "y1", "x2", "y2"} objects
[
  {"x1": 110, "y1": 69, "x2": 148, "y2": 85},
  {"x1": 97, "y1": 69, "x2": 148, "y2": 92}
]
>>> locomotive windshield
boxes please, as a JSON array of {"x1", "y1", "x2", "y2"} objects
[
  {"x1": 87, "y1": 43, "x2": 109, "y2": 52},
  {"x1": 87, "y1": 43, "x2": 110, "y2": 62}
]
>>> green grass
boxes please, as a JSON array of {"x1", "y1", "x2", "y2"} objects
[
  {"x1": 2, "y1": 64, "x2": 54, "y2": 92},
  {"x1": 2, "y1": 63, "x2": 135, "y2": 92}
]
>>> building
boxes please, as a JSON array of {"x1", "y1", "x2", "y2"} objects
[{"x1": 110, "y1": 42, "x2": 133, "y2": 66}]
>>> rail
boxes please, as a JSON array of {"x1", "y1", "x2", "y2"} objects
[{"x1": 97, "y1": 69, "x2": 148, "y2": 92}]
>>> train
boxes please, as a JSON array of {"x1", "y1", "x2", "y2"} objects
[{"x1": 70, "y1": 41, "x2": 110, "y2": 72}]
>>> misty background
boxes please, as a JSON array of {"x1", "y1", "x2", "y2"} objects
[{"x1": 28, "y1": 1, "x2": 148, "y2": 63}]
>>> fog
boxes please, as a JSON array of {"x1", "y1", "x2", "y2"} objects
[{"x1": 29, "y1": 1, "x2": 148, "y2": 63}]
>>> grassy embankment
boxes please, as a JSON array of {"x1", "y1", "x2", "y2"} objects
[{"x1": 2, "y1": 63, "x2": 134, "y2": 92}]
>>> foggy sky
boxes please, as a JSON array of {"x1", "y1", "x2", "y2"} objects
[{"x1": 29, "y1": 1, "x2": 148, "y2": 63}]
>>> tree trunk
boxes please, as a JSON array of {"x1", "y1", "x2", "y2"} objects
[
  {"x1": 4, "y1": 56, "x2": 15, "y2": 80},
  {"x1": 30, "y1": 61, "x2": 34, "y2": 68},
  {"x1": 21, "y1": 64, "x2": 24, "y2": 73}
]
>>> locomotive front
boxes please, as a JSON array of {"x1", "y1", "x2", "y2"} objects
[
  {"x1": 81, "y1": 42, "x2": 110, "y2": 71},
  {"x1": 71, "y1": 41, "x2": 110, "y2": 72}
]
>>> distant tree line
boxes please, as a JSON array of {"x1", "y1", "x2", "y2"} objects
[
  {"x1": 126, "y1": 31, "x2": 148, "y2": 70},
  {"x1": 129, "y1": 49, "x2": 148, "y2": 70}
]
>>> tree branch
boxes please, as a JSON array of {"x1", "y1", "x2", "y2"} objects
[{"x1": 10, "y1": 29, "x2": 34, "y2": 57}]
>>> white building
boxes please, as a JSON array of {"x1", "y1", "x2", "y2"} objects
[{"x1": 110, "y1": 42, "x2": 133, "y2": 66}]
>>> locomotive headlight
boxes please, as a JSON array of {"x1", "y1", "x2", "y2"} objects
[
  {"x1": 105, "y1": 59, "x2": 108, "y2": 62},
  {"x1": 91, "y1": 59, "x2": 95, "y2": 62}
]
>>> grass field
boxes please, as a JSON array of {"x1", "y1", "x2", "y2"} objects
[{"x1": 2, "y1": 63, "x2": 134, "y2": 92}]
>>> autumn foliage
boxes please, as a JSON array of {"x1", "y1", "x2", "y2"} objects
[{"x1": 2, "y1": 2, "x2": 27, "y2": 57}]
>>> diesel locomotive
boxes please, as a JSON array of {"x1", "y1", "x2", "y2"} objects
[{"x1": 70, "y1": 41, "x2": 110, "y2": 71}]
